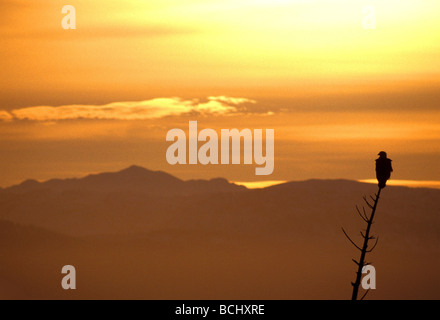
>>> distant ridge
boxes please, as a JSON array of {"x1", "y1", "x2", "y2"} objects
[{"x1": 2, "y1": 165, "x2": 247, "y2": 195}]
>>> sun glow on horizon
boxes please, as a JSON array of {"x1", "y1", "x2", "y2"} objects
[
  {"x1": 360, "y1": 179, "x2": 440, "y2": 190},
  {"x1": 232, "y1": 180, "x2": 288, "y2": 189},
  {"x1": 235, "y1": 179, "x2": 440, "y2": 190}
]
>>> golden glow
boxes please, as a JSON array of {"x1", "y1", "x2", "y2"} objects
[
  {"x1": 237, "y1": 179, "x2": 440, "y2": 190},
  {"x1": 233, "y1": 181, "x2": 287, "y2": 189},
  {"x1": 1, "y1": 1, "x2": 440, "y2": 94},
  {"x1": 360, "y1": 180, "x2": 440, "y2": 190}
]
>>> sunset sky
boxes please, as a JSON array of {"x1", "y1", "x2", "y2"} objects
[{"x1": 1, "y1": 0, "x2": 439, "y2": 187}]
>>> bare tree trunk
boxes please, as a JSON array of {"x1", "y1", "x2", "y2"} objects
[{"x1": 343, "y1": 186, "x2": 382, "y2": 300}]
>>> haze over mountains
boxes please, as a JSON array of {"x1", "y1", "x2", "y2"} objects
[{"x1": 0, "y1": 166, "x2": 439, "y2": 299}]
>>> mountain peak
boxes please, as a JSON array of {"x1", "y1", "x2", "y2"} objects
[
  {"x1": 121, "y1": 165, "x2": 150, "y2": 173},
  {"x1": 20, "y1": 179, "x2": 40, "y2": 186}
]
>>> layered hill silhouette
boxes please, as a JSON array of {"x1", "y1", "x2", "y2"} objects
[
  {"x1": 0, "y1": 166, "x2": 439, "y2": 299},
  {"x1": 2, "y1": 165, "x2": 246, "y2": 195}
]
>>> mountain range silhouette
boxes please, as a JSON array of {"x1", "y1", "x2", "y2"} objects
[
  {"x1": 4, "y1": 165, "x2": 246, "y2": 195},
  {"x1": 0, "y1": 166, "x2": 439, "y2": 299}
]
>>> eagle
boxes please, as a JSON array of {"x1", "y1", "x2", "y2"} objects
[{"x1": 376, "y1": 151, "x2": 393, "y2": 189}]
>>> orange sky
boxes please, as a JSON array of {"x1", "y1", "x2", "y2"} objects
[{"x1": 1, "y1": 0, "x2": 439, "y2": 187}]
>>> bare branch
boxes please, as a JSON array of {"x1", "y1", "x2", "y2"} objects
[
  {"x1": 363, "y1": 196, "x2": 374, "y2": 209},
  {"x1": 356, "y1": 205, "x2": 369, "y2": 223},
  {"x1": 362, "y1": 207, "x2": 369, "y2": 221},
  {"x1": 362, "y1": 231, "x2": 375, "y2": 240},
  {"x1": 367, "y1": 237, "x2": 379, "y2": 253},
  {"x1": 342, "y1": 228, "x2": 362, "y2": 251},
  {"x1": 360, "y1": 289, "x2": 370, "y2": 301}
]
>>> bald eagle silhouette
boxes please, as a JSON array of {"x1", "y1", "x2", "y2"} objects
[{"x1": 376, "y1": 151, "x2": 393, "y2": 188}]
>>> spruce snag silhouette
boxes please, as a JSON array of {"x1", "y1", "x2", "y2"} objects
[{"x1": 342, "y1": 151, "x2": 393, "y2": 300}]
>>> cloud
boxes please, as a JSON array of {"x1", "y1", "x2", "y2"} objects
[
  {"x1": 208, "y1": 96, "x2": 256, "y2": 105},
  {"x1": 3, "y1": 97, "x2": 256, "y2": 122},
  {"x1": 0, "y1": 110, "x2": 13, "y2": 121}
]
